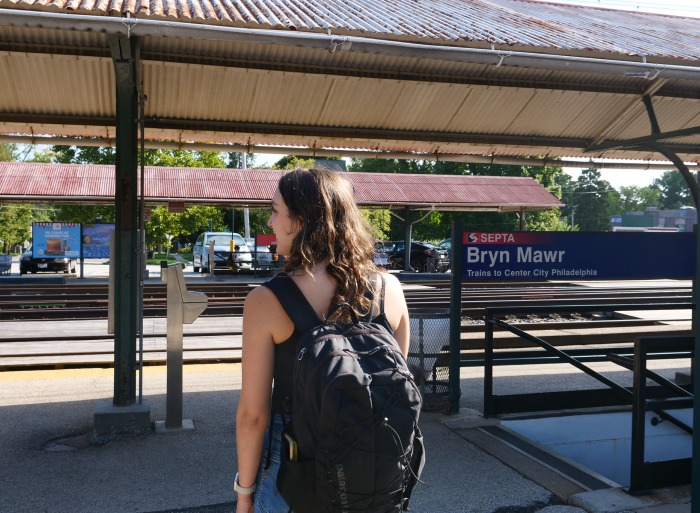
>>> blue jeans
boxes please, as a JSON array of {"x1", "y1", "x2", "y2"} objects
[{"x1": 254, "y1": 415, "x2": 292, "y2": 513}]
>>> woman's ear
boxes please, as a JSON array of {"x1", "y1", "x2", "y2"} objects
[{"x1": 290, "y1": 215, "x2": 304, "y2": 236}]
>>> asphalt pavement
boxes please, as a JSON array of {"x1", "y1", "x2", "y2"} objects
[{"x1": 0, "y1": 360, "x2": 692, "y2": 513}]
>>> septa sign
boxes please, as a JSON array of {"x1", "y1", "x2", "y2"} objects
[{"x1": 461, "y1": 231, "x2": 695, "y2": 280}]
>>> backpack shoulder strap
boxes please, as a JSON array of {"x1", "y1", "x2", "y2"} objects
[
  {"x1": 361, "y1": 272, "x2": 387, "y2": 321},
  {"x1": 262, "y1": 273, "x2": 322, "y2": 332}
]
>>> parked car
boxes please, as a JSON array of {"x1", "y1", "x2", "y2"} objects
[
  {"x1": 19, "y1": 248, "x2": 76, "y2": 275},
  {"x1": 245, "y1": 238, "x2": 275, "y2": 270},
  {"x1": 437, "y1": 238, "x2": 451, "y2": 252},
  {"x1": 373, "y1": 241, "x2": 389, "y2": 267},
  {"x1": 192, "y1": 232, "x2": 252, "y2": 273},
  {"x1": 386, "y1": 241, "x2": 450, "y2": 272}
]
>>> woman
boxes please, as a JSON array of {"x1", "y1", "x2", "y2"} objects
[{"x1": 235, "y1": 167, "x2": 410, "y2": 513}]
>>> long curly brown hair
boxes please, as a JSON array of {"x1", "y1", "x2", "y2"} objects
[{"x1": 278, "y1": 167, "x2": 379, "y2": 318}]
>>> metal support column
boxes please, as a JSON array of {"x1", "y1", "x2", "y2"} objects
[
  {"x1": 404, "y1": 206, "x2": 412, "y2": 272},
  {"x1": 109, "y1": 33, "x2": 140, "y2": 407},
  {"x1": 92, "y1": 33, "x2": 150, "y2": 441},
  {"x1": 638, "y1": 94, "x2": 699, "y2": 509},
  {"x1": 448, "y1": 221, "x2": 463, "y2": 414}
]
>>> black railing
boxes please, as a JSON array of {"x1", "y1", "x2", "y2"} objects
[
  {"x1": 481, "y1": 303, "x2": 693, "y2": 494},
  {"x1": 482, "y1": 302, "x2": 693, "y2": 417},
  {"x1": 630, "y1": 335, "x2": 693, "y2": 494}
]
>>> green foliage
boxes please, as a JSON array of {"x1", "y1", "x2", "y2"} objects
[
  {"x1": 349, "y1": 158, "x2": 434, "y2": 175},
  {"x1": 178, "y1": 206, "x2": 226, "y2": 245},
  {"x1": 273, "y1": 156, "x2": 316, "y2": 170},
  {"x1": 142, "y1": 149, "x2": 226, "y2": 168},
  {"x1": 526, "y1": 209, "x2": 570, "y2": 232},
  {"x1": 54, "y1": 205, "x2": 115, "y2": 224},
  {"x1": 51, "y1": 143, "x2": 228, "y2": 169},
  {"x1": 0, "y1": 204, "x2": 33, "y2": 252},
  {"x1": 569, "y1": 168, "x2": 617, "y2": 231},
  {"x1": 361, "y1": 209, "x2": 392, "y2": 240},
  {"x1": 51, "y1": 144, "x2": 116, "y2": 164},
  {"x1": 146, "y1": 252, "x2": 180, "y2": 265},
  {"x1": 616, "y1": 185, "x2": 661, "y2": 214},
  {"x1": 651, "y1": 171, "x2": 694, "y2": 210},
  {"x1": 0, "y1": 143, "x2": 18, "y2": 162},
  {"x1": 245, "y1": 208, "x2": 274, "y2": 238},
  {"x1": 147, "y1": 207, "x2": 180, "y2": 248},
  {"x1": 227, "y1": 152, "x2": 259, "y2": 169}
]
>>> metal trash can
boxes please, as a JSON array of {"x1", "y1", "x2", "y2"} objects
[{"x1": 407, "y1": 308, "x2": 451, "y2": 412}]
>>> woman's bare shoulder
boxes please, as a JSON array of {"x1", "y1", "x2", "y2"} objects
[
  {"x1": 378, "y1": 270, "x2": 402, "y2": 290},
  {"x1": 243, "y1": 283, "x2": 278, "y2": 310},
  {"x1": 244, "y1": 283, "x2": 295, "y2": 341}
]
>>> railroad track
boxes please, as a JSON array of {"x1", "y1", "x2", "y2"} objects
[{"x1": 0, "y1": 280, "x2": 693, "y2": 369}]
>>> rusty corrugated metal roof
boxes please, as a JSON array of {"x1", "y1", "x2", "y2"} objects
[
  {"x1": 0, "y1": 162, "x2": 563, "y2": 210},
  {"x1": 1, "y1": 0, "x2": 700, "y2": 60},
  {"x1": 1, "y1": 0, "x2": 699, "y2": 164}
]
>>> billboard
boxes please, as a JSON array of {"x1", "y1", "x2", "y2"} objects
[
  {"x1": 81, "y1": 224, "x2": 115, "y2": 259},
  {"x1": 461, "y1": 231, "x2": 695, "y2": 280},
  {"x1": 32, "y1": 222, "x2": 81, "y2": 259}
]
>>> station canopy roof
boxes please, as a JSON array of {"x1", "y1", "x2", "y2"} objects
[
  {"x1": 0, "y1": 0, "x2": 699, "y2": 168},
  {"x1": 0, "y1": 162, "x2": 563, "y2": 211}
]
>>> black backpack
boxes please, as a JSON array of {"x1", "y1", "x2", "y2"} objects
[{"x1": 264, "y1": 274, "x2": 425, "y2": 513}]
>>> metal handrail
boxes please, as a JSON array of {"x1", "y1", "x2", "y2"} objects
[{"x1": 483, "y1": 302, "x2": 693, "y2": 417}]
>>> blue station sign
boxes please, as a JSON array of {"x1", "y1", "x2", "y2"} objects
[{"x1": 461, "y1": 231, "x2": 695, "y2": 280}]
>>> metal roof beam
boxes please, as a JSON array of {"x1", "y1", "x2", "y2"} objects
[
  {"x1": 1, "y1": 38, "x2": 696, "y2": 99},
  {"x1": 0, "y1": 134, "x2": 696, "y2": 171},
  {"x1": 2, "y1": 10, "x2": 700, "y2": 82},
  {"x1": 588, "y1": 126, "x2": 700, "y2": 152}
]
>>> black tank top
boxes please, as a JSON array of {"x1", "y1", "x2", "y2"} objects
[{"x1": 266, "y1": 273, "x2": 392, "y2": 412}]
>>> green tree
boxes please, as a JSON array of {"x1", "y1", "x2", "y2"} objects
[
  {"x1": 570, "y1": 168, "x2": 617, "y2": 231},
  {"x1": 51, "y1": 144, "x2": 116, "y2": 165},
  {"x1": 142, "y1": 149, "x2": 226, "y2": 168},
  {"x1": 362, "y1": 209, "x2": 392, "y2": 240},
  {"x1": 227, "y1": 152, "x2": 258, "y2": 169},
  {"x1": 55, "y1": 205, "x2": 115, "y2": 224},
  {"x1": 178, "y1": 205, "x2": 226, "y2": 245},
  {"x1": 616, "y1": 185, "x2": 661, "y2": 214},
  {"x1": 146, "y1": 206, "x2": 182, "y2": 249},
  {"x1": 652, "y1": 171, "x2": 694, "y2": 210},
  {"x1": 0, "y1": 204, "x2": 33, "y2": 252},
  {"x1": 273, "y1": 156, "x2": 316, "y2": 170},
  {"x1": 0, "y1": 143, "x2": 17, "y2": 162}
]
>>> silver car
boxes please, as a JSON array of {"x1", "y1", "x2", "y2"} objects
[{"x1": 192, "y1": 232, "x2": 252, "y2": 273}]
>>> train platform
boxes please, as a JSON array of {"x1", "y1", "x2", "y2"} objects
[
  {"x1": 0, "y1": 360, "x2": 692, "y2": 513},
  {"x1": 0, "y1": 256, "x2": 693, "y2": 512}
]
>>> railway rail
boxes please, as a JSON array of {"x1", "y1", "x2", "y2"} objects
[{"x1": 0, "y1": 280, "x2": 693, "y2": 369}]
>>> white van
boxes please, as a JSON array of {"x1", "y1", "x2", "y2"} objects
[{"x1": 192, "y1": 232, "x2": 252, "y2": 273}]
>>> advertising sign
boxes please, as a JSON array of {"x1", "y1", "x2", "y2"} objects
[
  {"x1": 81, "y1": 223, "x2": 115, "y2": 259},
  {"x1": 32, "y1": 222, "x2": 81, "y2": 259},
  {"x1": 461, "y1": 231, "x2": 695, "y2": 280}
]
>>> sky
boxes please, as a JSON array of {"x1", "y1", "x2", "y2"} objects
[
  {"x1": 532, "y1": 0, "x2": 700, "y2": 17},
  {"x1": 563, "y1": 166, "x2": 666, "y2": 189}
]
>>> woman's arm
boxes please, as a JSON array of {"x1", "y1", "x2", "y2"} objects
[
  {"x1": 235, "y1": 286, "x2": 277, "y2": 512},
  {"x1": 382, "y1": 273, "x2": 410, "y2": 358}
]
